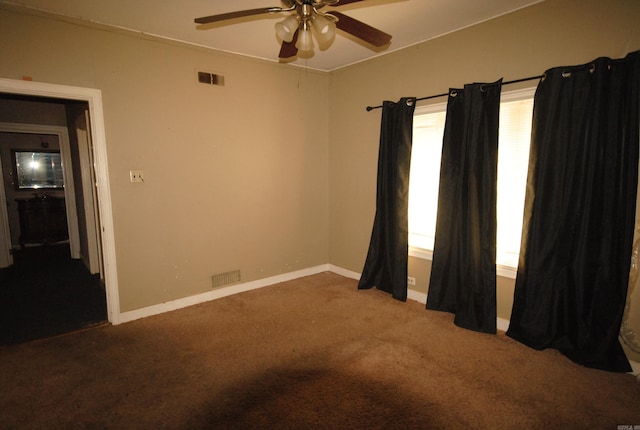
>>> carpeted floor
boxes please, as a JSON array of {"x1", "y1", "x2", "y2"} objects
[
  {"x1": 0, "y1": 243, "x2": 108, "y2": 345},
  {"x1": 1, "y1": 272, "x2": 639, "y2": 429}
]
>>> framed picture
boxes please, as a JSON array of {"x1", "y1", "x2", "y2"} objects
[{"x1": 13, "y1": 150, "x2": 64, "y2": 190}]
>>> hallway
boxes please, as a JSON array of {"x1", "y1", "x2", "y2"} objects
[{"x1": 0, "y1": 243, "x2": 107, "y2": 346}]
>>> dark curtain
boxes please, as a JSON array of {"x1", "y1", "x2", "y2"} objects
[
  {"x1": 358, "y1": 97, "x2": 417, "y2": 302},
  {"x1": 507, "y1": 51, "x2": 640, "y2": 372},
  {"x1": 426, "y1": 80, "x2": 502, "y2": 334}
]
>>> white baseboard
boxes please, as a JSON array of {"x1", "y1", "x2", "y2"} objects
[
  {"x1": 629, "y1": 359, "x2": 640, "y2": 378},
  {"x1": 326, "y1": 266, "x2": 512, "y2": 334},
  {"x1": 117, "y1": 264, "x2": 331, "y2": 324},
  {"x1": 327, "y1": 264, "x2": 360, "y2": 280},
  {"x1": 328, "y1": 265, "x2": 431, "y2": 307},
  {"x1": 407, "y1": 289, "x2": 427, "y2": 304},
  {"x1": 497, "y1": 318, "x2": 510, "y2": 332},
  {"x1": 404, "y1": 289, "x2": 511, "y2": 332},
  {"x1": 116, "y1": 264, "x2": 638, "y2": 378}
]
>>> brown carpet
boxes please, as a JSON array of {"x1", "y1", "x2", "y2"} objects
[{"x1": 1, "y1": 272, "x2": 639, "y2": 429}]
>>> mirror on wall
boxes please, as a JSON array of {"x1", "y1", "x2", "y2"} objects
[{"x1": 13, "y1": 150, "x2": 64, "y2": 190}]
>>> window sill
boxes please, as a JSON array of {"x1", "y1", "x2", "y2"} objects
[{"x1": 409, "y1": 246, "x2": 517, "y2": 279}]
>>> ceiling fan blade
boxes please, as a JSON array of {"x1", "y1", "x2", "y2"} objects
[
  {"x1": 333, "y1": 0, "x2": 367, "y2": 5},
  {"x1": 279, "y1": 30, "x2": 299, "y2": 59},
  {"x1": 195, "y1": 7, "x2": 281, "y2": 24},
  {"x1": 330, "y1": 11, "x2": 391, "y2": 47}
]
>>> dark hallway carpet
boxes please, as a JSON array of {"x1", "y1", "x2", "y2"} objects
[{"x1": 0, "y1": 243, "x2": 107, "y2": 345}]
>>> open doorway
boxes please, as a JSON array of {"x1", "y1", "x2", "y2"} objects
[{"x1": 0, "y1": 78, "x2": 119, "y2": 343}]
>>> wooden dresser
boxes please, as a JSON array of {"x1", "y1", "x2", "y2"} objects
[{"x1": 16, "y1": 197, "x2": 69, "y2": 248}]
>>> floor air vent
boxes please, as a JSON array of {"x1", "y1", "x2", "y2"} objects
[{"x1": 212, "y1": 270, "x2": 241, "y2": 288}]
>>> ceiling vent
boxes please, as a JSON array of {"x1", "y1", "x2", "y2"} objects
[{"x1": 197, "y1": 71, "x2": 224, "y2": 86}]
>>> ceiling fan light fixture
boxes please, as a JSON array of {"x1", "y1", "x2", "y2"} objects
[
  {"x1": 275, "y1": 14, "x2": 299, "y2": 43},
  {"x1": 312, "y1": 14, "x2": 336, "y2": 43},
  {"x1": 296, "y1": 27, "x2": 314, "y2": 52},
  {"x1": 195, "y1": 1, "x2": 393, "y2": 61}
]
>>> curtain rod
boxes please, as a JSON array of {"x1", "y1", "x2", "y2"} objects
[{"x1": 365, "y1": 75, "x2": 544, "y2": 111}]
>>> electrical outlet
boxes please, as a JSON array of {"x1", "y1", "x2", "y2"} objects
[
  {"x1": 407, "y1": 276, "x2": 416, "y2": 286},
  {"x1": 129, "y1": 170, "x2": 144, "y2": 183}
]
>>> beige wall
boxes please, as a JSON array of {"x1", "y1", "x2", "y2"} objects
[
  {"x1": 1, "y1": 0, "x2": 640, "y2": 349},
  {"x1": 328, "y1": 0, "x2": 640, "y2": 323},
  {"x1": 0, "y1": 6, "x2": 330, "y2": 312}
]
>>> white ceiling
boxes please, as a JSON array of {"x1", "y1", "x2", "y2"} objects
[{"x1": 1, "y1": 0, "x2": 543, "y2": 71}]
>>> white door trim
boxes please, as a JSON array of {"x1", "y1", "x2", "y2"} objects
[
  {"x1": 76, "y1": 124, "x2": 101, "y2": 275},
  {"x1": 0, "y1": 157, "x2": 12, "y2": 267},
  {"x1": 0, "y1": 78, "x2": 121, "y2": 324}
]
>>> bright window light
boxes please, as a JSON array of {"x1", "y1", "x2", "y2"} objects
[{"x1": 408, "y1": 88, "x2": 535, "y2": 278}]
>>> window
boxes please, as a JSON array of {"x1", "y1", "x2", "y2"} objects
[{"x1": 408, "y1": 88, "x2": 535, "y2": 278}]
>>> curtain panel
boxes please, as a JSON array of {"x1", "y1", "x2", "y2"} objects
[
  {"x1": 358, "y1": 97, "x2": 417, "y2": 301},
  {"x1": 426, "y1": 80, "x2": 502, "y2": 334},
  {"x1": 507, "y1": 51, "x2": 640, "y2": 372}
]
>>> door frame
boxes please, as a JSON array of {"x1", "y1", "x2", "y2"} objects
[
  {"x1": 0, "y1": 157, "x2": 11, "y2": 267},
  {"x1": 0, "y1": 123, "x2": 81, "y2": 260},
  {"x1": 76, "y1": 114, "x2": 102, "y2": 276},
  {"x1": 0, "y1": 78, "x2": 120, "y2": 324}
]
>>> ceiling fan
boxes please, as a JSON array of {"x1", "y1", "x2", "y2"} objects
[{"x1": 194, "y1": 0, "x2": 392, "y2": 59}]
